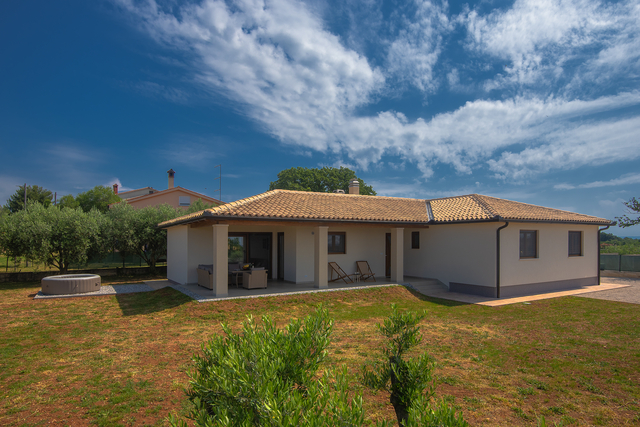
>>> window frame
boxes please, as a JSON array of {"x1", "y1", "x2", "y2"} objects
[
  {"x1": 568, "y1": 231, "x2": 583, "y2": 257},
  {"x1": 178, "y1": 196, "x2": 191, "y2": 206},
  {"x1": 328, "y1": 231, "x2": 346, "y2": 254},
  {"x1": 411, "y1": 231, "x2": 420, "y2": 249},
  {"x1": 519, "y1": 230, "x2": 538, "y2": 259}
]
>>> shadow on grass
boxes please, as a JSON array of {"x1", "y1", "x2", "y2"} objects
[
  {"x1": 0, "y1": 281, "x2": 41, "y2": 292},
  {"x1": 116, "y1": 287, "x2": 192, "y2": 316},
  {"x1": 404, "y1": 286, "x2": 470, "y2": 307}
]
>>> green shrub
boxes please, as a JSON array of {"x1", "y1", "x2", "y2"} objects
[
  {"x1": 362, "y1": 305, "x2": 467, "y2": 427},
  {"x1": 169, "y1": 307, "x2": 365, "y2": 426}
]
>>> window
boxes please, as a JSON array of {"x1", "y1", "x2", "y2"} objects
[
  {"x1": 411, "y1": 231, "x2": 420, "y2": 249},
  {"x1": 328, "y1": 232, "x2": 346, "y2": 254},
  {"x1": 569, "y1": 231, "x2": 582, "y2": 256},
  {"x1": 520, "y1": 230, "x2": 537, "y2": 258},
  {"x1": 179, "y1": 196, "x2": 190, "y2": 206}
]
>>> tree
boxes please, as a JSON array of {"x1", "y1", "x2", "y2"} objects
[
  {"x1": 74, "y1": 185, "x2": 121, "y2": 213},
  {"x1": 616, "y1": 197, "x2": 640, "y2": 228},
  {"x1": 5, "y1": 185, "x2": 53, "y2": 213},
  {"x1": 183, "y1": 198, "x2": 220, "y2": 214},
  {"x1": 0, "y1": 201, "x2": 102, "y2": 272},
  {"x1": 269, "y1": 166, "x2": 376, "y2": 195},
  {"x1": 170, "y1": 307, "x2": 366, "y2": 427},
  {"x1": 57, "y1": 194, "x2": 79, "y2": 210},
  {"x1": 107, "y1": 203, "x2": 179, "y2": 273},
  {"x1": 362, "y1": 305, "x2": 467, "y2": 427}
]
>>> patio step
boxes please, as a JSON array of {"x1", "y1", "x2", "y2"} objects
[{"x1": 405, "y1": 279, "x2": 448, "y2": 296}]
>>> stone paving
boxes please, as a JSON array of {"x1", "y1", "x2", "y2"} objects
[{"x1": 577, "y1": 277, "x2": 640, "y2": 305}]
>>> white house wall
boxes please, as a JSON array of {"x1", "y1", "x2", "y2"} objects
[
  {"x1": 327, "y1": 227, "x2": 387, "y2": 279},
  {"x1": 167, "y1": 226, "x2": 189, "y2": 284},
  {"x1": 186, "y1": 226, "x2": 214, "y2": 284},
  {"x1": 404, "y1": 223, "x2": 497, "y2": 291},
  {"x1": 499, "y1": 223, "x2": 599, "y2": 296}
]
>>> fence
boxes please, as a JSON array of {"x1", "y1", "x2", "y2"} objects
[
  {"x1": 2, "y1": 252, "x2": 166, "y2": 273},
  {"x1": 600, "y1": 254, "x2": 640, "y2": 272}
]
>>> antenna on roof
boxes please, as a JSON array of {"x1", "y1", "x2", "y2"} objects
[{"x1": 213, "y1": 164, "x2": 221, "y2": 202}]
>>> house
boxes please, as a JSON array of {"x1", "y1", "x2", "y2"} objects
[
  {"x1": 159, "y1": 179, "x2": 612, "y2": 298},
  {"x1": 111, "y1": 169, "x2": 223, "y2": 209}
]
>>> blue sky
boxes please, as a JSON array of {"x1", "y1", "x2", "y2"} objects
[{"x1": 1, "y1": 0, "x2": 639, "y2": 236}]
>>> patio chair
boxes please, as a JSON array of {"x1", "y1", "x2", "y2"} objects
[
  {"x1": 197, "y1": 264, "x2": 214, "y2": 289},
  {"x1": 242, "y1": 268, "x2": 268, "y2": 289},
  {"x1": 328, "y1": 262, "x2": 354, "y2": 284},
  {"x1": 356, "y1": 260, "x2": 376, "y2": 282}
]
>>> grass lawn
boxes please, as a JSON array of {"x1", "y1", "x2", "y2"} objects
[{"x1": 1, "y1": 277, "x2": 639, "y2": 426}]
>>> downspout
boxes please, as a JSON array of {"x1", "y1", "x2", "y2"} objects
[
  {"x1": 496, "y1": 220, "x2": 509, "y2": 299},
  {"x1": 598, "y1": 223, "x2": 613, "y2": 285}
]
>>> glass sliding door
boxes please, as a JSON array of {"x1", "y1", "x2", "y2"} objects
[
  {"x1": 249, "y1": 233, "x2": 272, "y2": 272},
  {"x1": 228, "y1": 235, "x2": 246, "y2": 264},
  {"x1": 228, "y1": 232, "x2": 273, "y2": 279}
]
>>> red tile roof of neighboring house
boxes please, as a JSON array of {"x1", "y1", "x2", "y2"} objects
[
  {"x1": 159, "y1": 190, "x2": 611, "y2": 227},
  {"x1": 110, "y1": 186, "x2": 223, "y2": 207}
]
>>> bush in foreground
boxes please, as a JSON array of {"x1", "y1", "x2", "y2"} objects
[{"x1": 171, "y1": 306, "x2": 469, "y2": 426}]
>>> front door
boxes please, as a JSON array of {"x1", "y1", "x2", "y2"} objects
[{"x1": 385, "y1": 233, "x2": 391, "y2": 277}]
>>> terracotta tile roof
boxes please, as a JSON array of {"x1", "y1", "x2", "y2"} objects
[
  {"x1": 159, "y1": 190, "x2": 430, "y2": 226},
  {"x1": 159, "y1": 190, "x2": 611, "y2": 227},
  {"x1": 428, "y1": 194, "x2": 611, "y2": 224}
]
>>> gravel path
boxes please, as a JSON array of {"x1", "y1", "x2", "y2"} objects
[
  {"x1": 34, "y1": 284, "x2": 154, "y2": 300},
  {"x1": 578, "y1": 277, "x2": 640, "y2": 305}
]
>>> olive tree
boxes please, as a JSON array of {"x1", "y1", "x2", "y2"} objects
[
  {"x1": 107, "y1": 203, "x2": 179, "y2": 273},
  {"x1": 0, "y1": 201, "x2": 102, "y2": 272}
]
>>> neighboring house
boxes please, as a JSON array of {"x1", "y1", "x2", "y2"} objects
[
  {"x1": 116, "y1": 186, "x2": 158, "y2": 200},
  {"x1": 159, "y1": 179, "x2": 611, "y2": 298},
  {"x1": 111, "y1": 169, "x2": 223, "y2": 209}
]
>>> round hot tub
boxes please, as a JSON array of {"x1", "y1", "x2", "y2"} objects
[{"x1": 41, "y1": 274, "x2": 101, "y2": 295}]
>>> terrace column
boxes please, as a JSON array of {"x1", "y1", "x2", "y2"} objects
[
  {"x1": 390, "y1": 228, "x2": 404, "y2": 283},
  {"x1": 314, "y1": 226, "x2": 329, "y2": 288},
  {"x1": 212, "y1": 224, "x2": 229, "y2": 297}
]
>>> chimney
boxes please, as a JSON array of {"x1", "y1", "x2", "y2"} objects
[
  {"x1": 167, "y1": 169, "x2": 175, "y2": 189},
  {"x1": 348, "y1": 178, "x2": 359, "y2": 195},
  {"x1": 112, "y1": 183, "x2": 118, "y2": 194}
]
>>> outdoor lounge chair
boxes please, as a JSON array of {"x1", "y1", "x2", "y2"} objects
[
  {"x1": 328, "y1": 262, "x2": 354, "y2": 284},
  {"x1": 356, "y1": 260, "x2": 376, "y2": 282},
  {"x1": 242, "y1": 268, "x2": 267, "y2": 289}
]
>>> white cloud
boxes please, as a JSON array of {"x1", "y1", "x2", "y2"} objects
[
  {"x1": 106, "y1": 178, "x2": 134, "y2": 193},
  {"x1": 555, "y1": 173, "x2": 640, "y2": 190},
  {"x1": 115, "y1": 0, "x2": 640, "y2": 183},
  {"x1": 463, "y1": 0, "x2": 637, "y2": 91},
  {"x1": 385, "y1": 0, "x2": 450, "y2": 93}
]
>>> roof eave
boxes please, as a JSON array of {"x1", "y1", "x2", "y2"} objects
[{"x1": 160, "y1": 213, "x2": 431, "y2": 228}]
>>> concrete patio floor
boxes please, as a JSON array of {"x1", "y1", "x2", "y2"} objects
[
  {"x1": 144, "y1": 277, "x2": 631, "y2": 306},
  {"x1": 145, "y1": 276, "x2": 444, "y2": 303}
]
